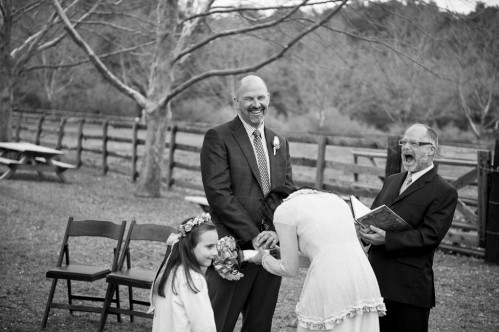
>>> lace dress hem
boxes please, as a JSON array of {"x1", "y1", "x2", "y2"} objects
[{"x1": 297, "y1": 301, "x2": 386, "y2": 330}]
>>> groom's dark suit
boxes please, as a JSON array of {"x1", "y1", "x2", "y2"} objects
[
  {"x1": 368, "y1": 167, "x2": 457, "y2": 331},
  {"x1": 201, "y1": 116, "x2": 293, "y2": 332}
]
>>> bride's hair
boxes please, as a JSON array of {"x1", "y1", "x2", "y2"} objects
[{"x1": 258, "y1": 185, "x2": 298, "y2": 225}]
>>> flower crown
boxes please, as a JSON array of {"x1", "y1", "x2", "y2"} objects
[{"x1": 178, "y1": 213, "x2": 211, "y2": 237}]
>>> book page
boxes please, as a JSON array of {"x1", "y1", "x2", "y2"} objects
[{"x1": 350, "y1": 196, "x2": 372, "y2": 219}]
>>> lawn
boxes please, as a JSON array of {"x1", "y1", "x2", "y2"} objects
[{"x1": 0, "y1": 166, "x2": 498, "y2": 332}]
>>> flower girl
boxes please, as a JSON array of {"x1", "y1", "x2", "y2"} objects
[{"x1": 149, "y1": 214, "x2": 218, "y2": 332}]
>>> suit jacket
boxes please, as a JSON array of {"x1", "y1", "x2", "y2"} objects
[
  {"x1": 368, "y1": 167, "x2": 458, "y2": 308},
  {"x1": 200, "y1": 116, "x2": 293, "y2": 250}
]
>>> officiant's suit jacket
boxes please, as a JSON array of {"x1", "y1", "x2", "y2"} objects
[
  {"x1": 200, "y1": 116, "x2": 293, "y2": 332},
  {"x1": 368, "y1": 167, "x2": 457, "y2": 309}
]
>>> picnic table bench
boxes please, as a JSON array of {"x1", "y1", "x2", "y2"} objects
[{"x1": 0, "y1": 142, "x2": 75, "y2": 182}]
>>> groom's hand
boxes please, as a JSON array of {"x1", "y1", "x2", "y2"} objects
[{"x1": 254, "y1": 231, "x2": 278, "y2": 249}]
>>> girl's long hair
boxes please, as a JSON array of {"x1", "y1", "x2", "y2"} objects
[{"x1": 157, "y1": 218, "x2": 216, "y2": 297}]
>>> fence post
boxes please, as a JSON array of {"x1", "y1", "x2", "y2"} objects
[
  {"x1": 15, "y1": 112, "x2": 22, "y2": 142},
  {"x1": 131, "y1": 119, "x2": 139, "y2": 182},
  {"x1": 477, "y1": 150, "x2": 491, "y2": 248},
  {"x1": 315, "y1": 136, "x2": 327, "y2": 189},
  {"x1": 102, "y1": 120, "x2": 109, "y2": 175},
  {"x1": 353, "y1": 154, "x2": 359, "y2": 182},
  {"x1": 56, "y1": 117, "x2": 67, "y2": 151},
  {"x1": 166, "y1": 124, "x2": 178, "y2": 191},
  {"x1": 385, "y1": 136, "x2": 401, "y2": 177},
  {"x1": 75, "y1": 118, "x2": 85, "y2": 168},
  {"x1": 485, "y1": 139, "x2": 499, "y2": 263},
  {"x1": 35, "y1": 115, "x2": 45, "y2": 145}
]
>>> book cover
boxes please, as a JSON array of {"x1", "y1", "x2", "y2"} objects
[{"x1": 350, "y1": 196, "x2": 412, "y2": 232}]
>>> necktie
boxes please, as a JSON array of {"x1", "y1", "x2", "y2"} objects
[
  {"x1": 253, "y1": 130, "x2": 271, "y2": 196},
  {"x1": 399, "y1": 172, "x2": 413, "y2": 194}
]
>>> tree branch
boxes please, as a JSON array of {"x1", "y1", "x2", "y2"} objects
[
  {"x1": 12, "y1": 0, "x2": 44, "y2": 23},
  {"x1": 368, "y1": 1, "x2": 439, "y2": 43},
  {"x1": 11, "y1": 0, "x2": 82, "y2": 59},
  {"x1": 25, "y1": 40, "x2": 155, "y2": 71},
  {"x1": 51, "y1": 0, "x2": 146, "y2": 108},
  {"x1": 173, "y1": 0, "x2": 214, "y2": 59},
  {"x1": 178, "y1": 0, "x2": 338, "y2": 26},
  {"x1": 38, "y1": 0, "x2": 101, "y2": 52},
  {"x1": 71, "y1": 19, "x2": 151, "y2": 36},
  {"x1": 316, "y1": 22, "x2": 452, "y2": 80},
  {"x1": 92, "y1": 10, "x2": 155, "y2": 27},
  {"x1": 163, "y1": 0, "x2": 348, "y2": 106},
  {"x1": 457, "y1": 80, "x2": 480, "y2": 138},
  {"x1": 172, "y1": 0, "x2": 309, "y2": 64}
]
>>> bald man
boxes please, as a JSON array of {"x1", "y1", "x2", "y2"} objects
[{"x1": 201, "y1": 75, "x2": 294, "y2": 332}]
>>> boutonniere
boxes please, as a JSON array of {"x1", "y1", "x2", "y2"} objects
[{"x1": 273, "y1": 136, "x2": 281, "y2": 156}]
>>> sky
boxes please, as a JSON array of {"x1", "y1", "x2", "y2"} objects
[
  {"x1": 430, "y1": 0, "x2": 499, "y2": 13},
  {"x1": 213, "y1": 0, "x2": 499, "y2": 14}
]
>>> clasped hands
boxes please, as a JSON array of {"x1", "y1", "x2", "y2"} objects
[
  {"x1": 247, "y1": 231, "x2": 278, "y2": 265},
  {"x1": 357, "y1": 224, "x2": 386, "y2": 245},
  {"x1": 252, "y1": 230, "x2": 278, "y2": 250}
]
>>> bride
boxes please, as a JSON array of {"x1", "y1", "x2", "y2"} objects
[{"x1": 257, "y1": 186, "x2": 386, "y2": 332}]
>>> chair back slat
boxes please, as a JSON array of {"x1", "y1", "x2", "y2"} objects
[
  {"x1": 68, "y1": 219, "x2": 126, "y2": 240},
  {"x1": 117, "y1": 221, "x2": 176, "y2": 270},
  {"x1": 130, "y1": 223, "x2": 176, "y2": 242}
]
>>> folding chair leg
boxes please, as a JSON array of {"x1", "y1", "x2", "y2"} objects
[
  {"x1": 128, "y1": 285, "x2": 134, "y2": 322},
  {"x1": 67, "y1": 279, "x2": 74, "y2": 315},
  {"x1": 98, "y1": 283, "x2": 118, "y2": 332},
  {"x1": 115, "y1": 285, "x2": 121, "y2": 322},
  {"x1": 41, "y1": 279, "x2": 58, "y2": 329}
]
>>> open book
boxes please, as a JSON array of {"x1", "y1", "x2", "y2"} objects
[{"x1": 350, "y1": 196, "x2": 412, "y2": 232}]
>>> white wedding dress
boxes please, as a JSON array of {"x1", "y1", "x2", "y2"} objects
[{"x1": 262, "y1": 190, "x2": 385, "y2": 331}]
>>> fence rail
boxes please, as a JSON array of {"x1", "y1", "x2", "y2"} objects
[{"x1": 8, "y1": 109, "x2": 495, "y2": 258}]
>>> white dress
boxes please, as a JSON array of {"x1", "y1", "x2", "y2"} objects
[
  {"x1": 262, "y1": 190, "x2": 386, "y2": 331},
  {"x1": 151, "y1": 266, "x2": 216, "y2": 332}
]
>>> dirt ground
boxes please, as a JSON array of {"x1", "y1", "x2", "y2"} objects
[{"x1": 0, "y1": 166, "x2": 498, "y2": 331}]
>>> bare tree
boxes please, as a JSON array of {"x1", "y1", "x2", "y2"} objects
[
  {"x1": 0, "y1": 0, "x2": 13, "y2": 142},
  {"x1": 50, "y1": 0, "x2": 348, "y2": 197},
  {"x1": 0, "y1": 0, "x2": 100, "y2": 141},
  {"x1": 452, "y1": 8, "x2": 499, "y2": 138}
]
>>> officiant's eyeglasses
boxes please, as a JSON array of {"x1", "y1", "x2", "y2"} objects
[{"x1": 398, "y1": 140, "x2": 433, "y2": 147}]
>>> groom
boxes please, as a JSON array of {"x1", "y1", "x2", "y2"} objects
[{"x1": 200, "y1": 75, "x2": 294, "y2": 332}]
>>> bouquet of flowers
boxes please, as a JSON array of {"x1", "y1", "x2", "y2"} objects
[{"x1": 213, "y1": 236, "x2": 261, "y2": 281}]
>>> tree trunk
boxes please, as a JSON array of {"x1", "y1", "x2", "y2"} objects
[
  {"x1": 132, "y1": 0, "x2": 177, "y2": 197},
  {"x1": 135, "y1": 102, "x2": 171, "y2": 197},
  {"x1": 0, "y1": 75, "x2": 12, "y2": 143},
  {"x1": 0, "y1": 0, "x2": 13, "y2": 142}
]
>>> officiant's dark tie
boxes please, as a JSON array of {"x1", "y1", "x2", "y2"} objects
[
  {"x1": 399, "y1": 172, "x2": 413, "y2": 194},
  {"x1": 253, "y1": 130, "x2": 271, "y2": 196}
]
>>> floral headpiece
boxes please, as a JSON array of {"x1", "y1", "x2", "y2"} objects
[{"x1": 178, "y1": 213, "x2": 211, "y2": 237}]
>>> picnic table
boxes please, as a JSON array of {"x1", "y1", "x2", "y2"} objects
[
  {"x1": 184, "y1": 195, "x2": 210, "y2": 213},
  {"x1": 0, "y1": 142, "x2": 76, "y2": 183}
]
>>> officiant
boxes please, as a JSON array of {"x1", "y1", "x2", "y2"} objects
[{"x1": 358, "y1": 123, "x2": 458, "y2": 332}]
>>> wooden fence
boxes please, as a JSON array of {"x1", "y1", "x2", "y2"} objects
[{"x1": 8, "y1": 109, "x2": 496, "y2": 258}]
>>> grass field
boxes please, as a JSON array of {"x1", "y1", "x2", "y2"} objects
[{"x1": 1, "y1": 166, "x2": 498, "y2": 331}]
